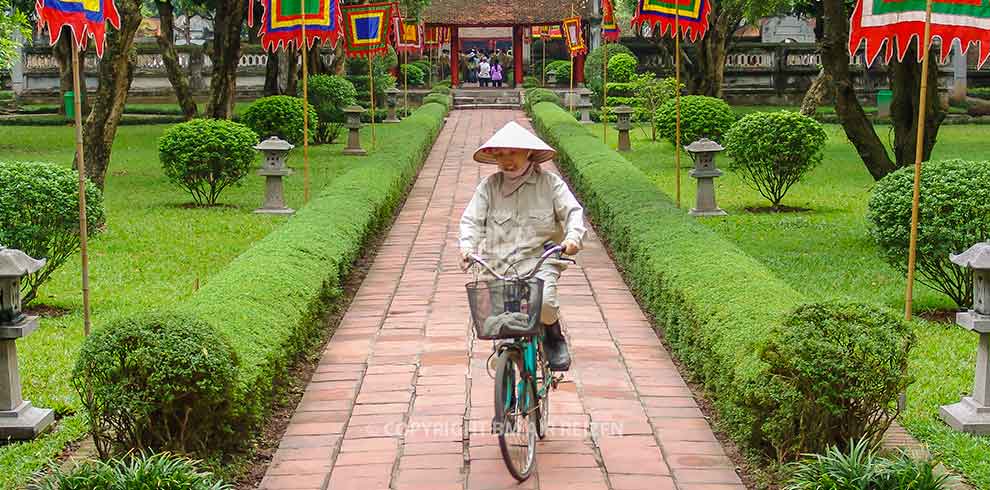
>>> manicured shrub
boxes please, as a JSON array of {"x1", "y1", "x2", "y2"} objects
[
  {"x1": 32, "y1": 452, "x2": 231, "y2": 490},
  {"x1": 606, "y1": 53, "x2": 637, "y2": 83},
  {"x1": 411, "y1": 59, "x2": 432, "y2": 77},
  {"x1": 308, "y1": 74, "x2": 358, "y2": 144},
  {"x1": 240, "y1": 95, "x2": 316, "y2": 145},
  {"x1": 158, "y1": 119, "x2": 259, "y2": 205},
  {"x1": 584, "y1": 42, "x2": 635, "y2": 98},
  {"x1": 430, "y1": 84, "x2": 451, "y2": 95},
  {"x1": 867, "y1": 159, "x2": 990, "y2": 307},
  {"x1": 423, "y1": 92, "x2": 452, "y2": 109},
  {"x1": 724, "y1": 111, "x2": 827, "y2": 209},
  {"x1": 524, "y1": 87, "x2": 560, "y2": 111},
  {"x1": 522, "y1": 75, "x2": 541, "y2": 88},
  {"x1": 400, "y1": 63, "x2": 426, "y2": 86},
  {"x1": 528, "y1": 102, "x2": 915, "y2": 465},
  {"x1": 655, "y1": 95, "x2": 735, "y2": 144},
  {"x1": 0, "y1": 161, "x2": 105, "y2": 304},
  {"x1": 347, "y1": 52, "x2": 398, "y2": 108},
  {"x1": 544, "y1": 60, "x2": 572, "y2": 83},
  {"x1": 74, "y1": 311, "x2": 238, "y2": 456},
  {"x1": 761, "y1": 303, "x2": 913, "y2": 460},
  {"x1": 785, "y1": 438, "x2": 951, "y2": 490},
  {"x1": 631, "y1": 74, "x2": 680, "y2": 140}
]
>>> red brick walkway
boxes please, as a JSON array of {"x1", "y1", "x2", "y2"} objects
[{"x1": 259, "y1": 110, "x2": 746, "y2": 490}]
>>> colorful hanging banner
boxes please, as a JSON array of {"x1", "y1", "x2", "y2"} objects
[
  {"x1": 602, "y1": 0, "x2": 621, "y2": 41},
  {"x1": 35, "y1": 0, "x2": 120, "y2": 57},
  {"x1": 849, "y1": 0, "x2": 990, "y2": 67},
  {"x1": 531, "y1": 25, "x2": 541, "y2": 39},
  {"x1": 255, "y1": 0, "x2": 342, "y2": 51},
  {"x1": 394, "y1": 17, "x2": 423, "y2": 53},
  {"x1": 425, "y1": 25, "x2": 449, "y2": 45},
  {"x1": 342, "y1": 2, "x2": 394, "y2": 58},
  {"x1": 632, "y1": 0, "x2": 711, "y2": 42},
  {"x1": 562, "y1": 16, "x2": 587, "y2": 55}
]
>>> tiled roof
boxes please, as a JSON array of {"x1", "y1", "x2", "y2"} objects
[{"x1": 422, "y1": 0, "x2": 594, "y2": 26}]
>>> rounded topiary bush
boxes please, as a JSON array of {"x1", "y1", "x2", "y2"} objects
[
  {"x1": 33, "y1": 452, "x2": 232, "y2": 490},
  {"x1": 0, "y1": 161, "x2": 105, "y2": 304},
  {"x1": 240, "y1": 95, "x2": 317, "y2": 145},
  {"x1": 74, "y1": 311, "x2": 238, "y2": 457},
  {"x1": 655, "y1": 95, "x2": 735, "y2": 145},
  {"x1": 606, "y1": 53, "x2": 637, "y2": 83},
  {"x1": 544, "y1": 60, "x2": 572, "y2": 83},
  {"x1": 761, "y1": 302, "x2": 914, "y2": 461},
  {"x1": 724, "y1": 111, "x2": 827, "y2": 209},
  {"x1": 308, "y1": 74, "x2": 357, "y2": 144},
  {"x1": 158, "y1": 119, "x2": 258, "y2": 206},
  {"x1": 585, "y1": 42, "x2": 635, "y2": 96},
  {"x1": 524, "y1": 87, "x2": 561, "y2": 111},
  {"x1": 430, "y1": 84, "x2": 451, "y2": 95},
  {"x1": 422, "y1": 92, "x2": 451, "y2": 109},
  {"x1": 867, "y1": 159, "x2": 990, "y2": 308},
  {"x1": 401, "y1": 63, "x2": 426, "y2": 86},
  {"x1": 522, "y1": 75, "x2": 541, "y2": 88}
]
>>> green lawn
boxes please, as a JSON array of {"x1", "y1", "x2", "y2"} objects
[
  {"x1": 0, "y1": 123, "x2": 380, "y2": 489},
  {"x1": 606, "y1": 121, "x2": 990, "y2": 488}
]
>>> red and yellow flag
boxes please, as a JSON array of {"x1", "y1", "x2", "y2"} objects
[{"x1": 35, "y1": 0, "x2": 120, "y2": 57}]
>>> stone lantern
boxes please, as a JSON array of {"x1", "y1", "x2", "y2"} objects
[
  {"x1": 385, "y1": 88, "x2": 401, "y2": 123},
  {"x1": 941, "y1": 241, "x2": 990, "y2": 434},
  {"x1": 684, "y1": 138, "x2": 728, "y2": 217},
  {"x1": 613, "y1": 106, "x2": 634, "y2": 152},
  {"x1": 254, "y1": 137, "x2": 295, "y2": 215},
  {"x1": 0, "y1": 247, "x2": 54, "y2": 440},
  {"x1": 343, "y1": 105, "x2": 367, "y2": 156},
  {"x1": 575, "y1": 88, "x2": 593, "y2": 124}
]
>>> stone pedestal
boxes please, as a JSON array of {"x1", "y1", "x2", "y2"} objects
[
  {"x1": 684, "y1": 138, "x2": 728, "y2": 217},
  {"x1": 385, "y1": 88, "x2": 401, "y2": 123},
  {"x1": 613, "y1": 106, "x2": 633, "y2": 152},
  {"x1": 576, "y1": 88, "x2": 593, "y2": 123},
  {"x1": 941, "y1": 311, "x2": 990, "y2": 433},
  {"x1": 0, "y1": 316, "x2": 53, "y2": 440},
  {"x1": 343, "y1": 105, "x2": 367, "y2": 156},
  {"x1": 254, "y1": 136, "x2": 295, "y2": 215}
]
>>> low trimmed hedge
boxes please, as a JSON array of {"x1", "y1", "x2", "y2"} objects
[
  {"x1": 528, "y1": 101, "x2": 913, "y2": 463},
  {"x1": 76, "y1": 100, "x2": 450, "y2": 453}
]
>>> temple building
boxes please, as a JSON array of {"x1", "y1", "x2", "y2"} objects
[{"x1": 421, "y1": 0, "x2": 597, "y2": 88}]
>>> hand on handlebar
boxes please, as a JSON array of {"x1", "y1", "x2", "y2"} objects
[
  {"x1": 561, "y1": 239, "x2": 579, "y2": 256},
  {"x1": 460, "y1": 250, "x2": 473, "y2": 272}
]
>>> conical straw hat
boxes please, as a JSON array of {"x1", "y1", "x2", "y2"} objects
[{"x1": 473, "y1": 121, "x2": 557, "y2": 165}]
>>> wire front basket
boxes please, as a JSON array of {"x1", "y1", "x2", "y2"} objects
[{"x1": 466, "y1": 278, "x2": 544, "y2": 340}]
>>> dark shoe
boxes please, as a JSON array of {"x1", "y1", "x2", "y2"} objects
[{"x1": 543, "y1": 321, "x2": 571, "y2": 371}]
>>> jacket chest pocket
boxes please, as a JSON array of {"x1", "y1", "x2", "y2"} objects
[{"x1": 527, "y1": 208, "x2": 555, "y2": 235}]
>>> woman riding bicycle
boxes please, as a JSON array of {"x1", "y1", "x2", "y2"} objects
[{"x1": 459, "y1": 121, "x2": 586, "y2": 371}]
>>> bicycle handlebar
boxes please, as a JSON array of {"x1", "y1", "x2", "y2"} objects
[{"x1": 468, "y1": 243, "x2": 565, "y2": 281}]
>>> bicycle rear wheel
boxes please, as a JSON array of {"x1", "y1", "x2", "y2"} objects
[
  {"x1": 493, "y1": 349, "x2": 537, "y2": 481},
  {"x1": 535, "y1": 340, "x2": 550, "y2": 440}
]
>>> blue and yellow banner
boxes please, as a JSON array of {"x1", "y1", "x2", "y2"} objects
[
  {"x1": 342, "y1": 2, "x2": 394, "y2": 58},
  {"x1": 35, "y1": 0, "x2": 120, "y2": 57},
  {"x1": 632, "y1": 0, "x2": 711, "y2": 42}
]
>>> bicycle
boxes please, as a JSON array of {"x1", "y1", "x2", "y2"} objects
[{"x1": 465, "y1": 243, "x2": 573, "y2": 481}]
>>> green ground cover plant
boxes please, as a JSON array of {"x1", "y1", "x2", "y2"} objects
[
  {"x1": 602, "y1": 118, "x2": 990, "y2": 488},
  {"x1": 0, "y1": 118, "x2": 394, "y2": 488},
  {"x1": 529, "y1": 102, "x2": 912, "y2": 466}
]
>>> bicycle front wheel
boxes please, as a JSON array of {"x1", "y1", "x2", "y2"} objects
[{"x1": 493, "y1": 349, "x2": 537, "y2": 481}]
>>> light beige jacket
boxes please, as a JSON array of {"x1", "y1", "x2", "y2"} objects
[{"x1": 459, "y1": 168, "x2": 586, "y2": 277}]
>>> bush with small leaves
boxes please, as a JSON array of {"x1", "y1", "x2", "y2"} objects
[
  {"x1": 0, "y1": 161, "x2": 105, "y2": 304},
  {"x1": 430, "y1": 84, "x2": 451, "y2": 95},
  {"x1": 400, "y1": 63, "x2": 425, "y2": 87},
  {"x1": 631, "y1": 74, "x2": 680, "y2": 140},
  {"x1": 240, "y1": 95, "x2": 316, "y2": 145},
  {"x1": 74, "y1": 311, "x2": 238, "y2": 457},
  {"x1": 158, "y1": 119, "x2": 258, "y2": 206},
  {"x1": 761, "y1": 303, "x2": 914, "y2": 460},
  {"x1": 724, "y1": 111, "x2": 827, "y2": 209},
  {"x1": 544, "y1": 60, "x2": 571, "y2": 83},
  {"x1": 654, "y1": 95, "x2": 734, "y2": 145},
  {"x1": 522, "y1": 75, "x2": 541, "y2": 88},
  {"x1": 867, "y1": 159, "x2": 990, "y2": 307},
  {"x1": 32, "y1": 451, "x2": 232, "y2": 490},
  {"x1": 308, "y1": 74, "x2": 357, "y2": 144},
  {"x1": 584, "y1": 43, "x2": 635, "y2": 98},
  {"x1": 606, "y1": 53, "x2": 637, "y2": 83},
  {"x1": 524, "y1": 87, "x2": 561, "y2": 111},
  {"x1": 422, "y1": 92, "x2": 452, "y2": 109}
]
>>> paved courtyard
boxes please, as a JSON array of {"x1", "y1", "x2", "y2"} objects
[{"x1": 259, "y1": 109, "x2": 746, "y2": 490}]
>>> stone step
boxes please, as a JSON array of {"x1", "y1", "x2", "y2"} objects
[{"x1": 452, "y1": 103, "x2": 521, "y2": 110}]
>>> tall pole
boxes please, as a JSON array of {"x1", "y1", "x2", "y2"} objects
[
  {"x1": 905, "y1": 0, "x2": 934, "y2": 321},
  {"x1": 369, "y1": 55, "x2": 376, "y2": 149},
  {"x1": 71, "y1": 41, "x2": 92, "y2": 337},
  {"x1": 542, "y1": 34, "x2": 546, "y2": 86},
  {"x1": 403, "y1": 50, "x2": 409, "y2": 116},
  {"x1": 674, "y1": 8, "x2": 682, "y2": 209},
  {"x1": 300, "y1": 0, "x2": 311, "y2": 204},
  {"x1": 569, "y1": 4, "x2": 576, "y2": 113},
  {"x1": 602, "y1": 40, "x2": 608, "y2": 144}
]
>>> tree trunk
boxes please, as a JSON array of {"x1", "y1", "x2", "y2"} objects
[
  {"x1": 264, "y1": 50, "x2": 281, "y2": 96},
  {"x1": 286, "y1": 50, "x2": 298, "y2": 96},
  {"x1": 53, "y1": 29, "x2": 77, "y2": 116},
  {"x1": 800, "y1": 67, "x2": 832, "y2": 116},
  {"x1": 686, "y1": 5, "x2": 735, "y2": 97},
  {"x1": 889, "y1": 47, "x2": 946, "y2": 167},
  {"x1": 156, "y1": 1, "x2": 198, "y2": 120},
  {"x1": 821, "y1": 0, "x2": 897, "y2": 180},
  {"x1": 81, "y1": 0, "x2": 143, "y2": 189},
  {"x1": 331, "y1": 43, "x2": 346, "y2": 75},
  {"x1": 205, "y1": 0, "x2": 244, "y2": 119}
]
